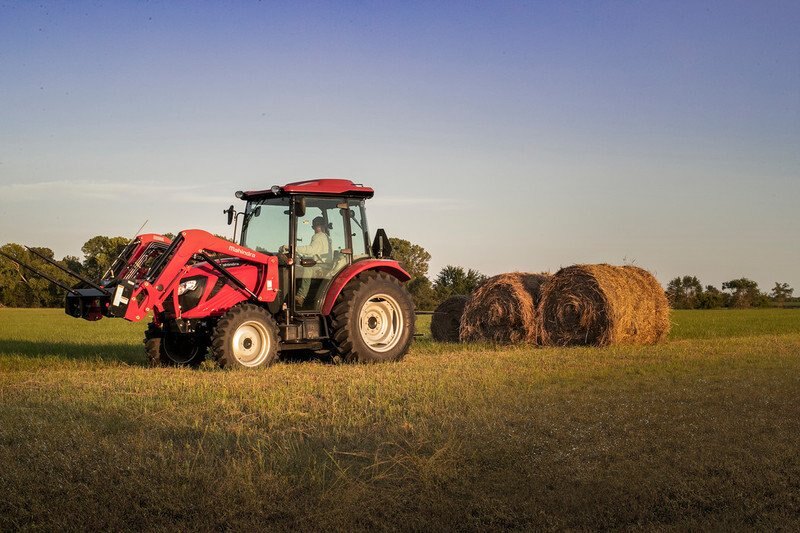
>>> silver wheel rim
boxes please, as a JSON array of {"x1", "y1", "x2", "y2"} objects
[
  {"x1": 358, "y1": 293, "x2": 404, "y2": 353},
  {"x1": 231, "y1": 320, "x2": 271, "y2": 367}
]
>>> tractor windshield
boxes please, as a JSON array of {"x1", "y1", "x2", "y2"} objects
[{"x1": 241, "y1": 197, "x2": 290, "y2": 253}]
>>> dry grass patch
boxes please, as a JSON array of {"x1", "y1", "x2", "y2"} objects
[{"x1": 1, "y1": 309, "x2": 799, "y2": 530}]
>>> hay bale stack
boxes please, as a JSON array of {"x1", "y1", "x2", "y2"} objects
[
  {"x1": 430, "y1": 295, "x2": 469, "y2": 342},
  {"x1": 538, "y1": 264, "x2": 670, "y2": 347},
  {"x1": 459, "y1": 272, "x2": 550, "y2": 344}
]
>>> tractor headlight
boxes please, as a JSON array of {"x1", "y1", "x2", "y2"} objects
[{"x1": 177, "y1": 279, "x2": 198, "y2": 295}]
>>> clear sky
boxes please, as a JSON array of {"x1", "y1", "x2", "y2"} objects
[{"x1": 1, "y1": 1, "x2": 798, "y2": 290}]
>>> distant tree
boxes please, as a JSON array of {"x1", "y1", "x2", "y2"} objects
[
  {"x1": 388, "y1": 238, "x2": 431, "y2": 280},
  {"x1": 722, "y1": 278, "x2": 768, "y2": 308},
  {"x1": 386, "y1": 238, "x2": 434, "y2": 309},
  {"x1": 406, "y1": 276, "x2": 438, "y2": 311},
  {"x1": 770, "y1": 282, "x2": 794, "y2": 308},
  {"x1": 666, "y1": 276, "x2": 703, "y2": 309},
  {"x1": 698, "y1": 285, "x2": 727, "y2": 309},
  {"x1": 61, "y1": 255, "x2": 84, "y2": 275},
  {"x1": 81, "y1": 236, "x2": 129, "y2": 280},
  {"x1": 433, "y1": 265, "x2": 486, "y2": 300}
]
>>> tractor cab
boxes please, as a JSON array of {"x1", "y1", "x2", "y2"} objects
[{"x1": 234, "y1": 179, "x2": 385, "y2": 313}]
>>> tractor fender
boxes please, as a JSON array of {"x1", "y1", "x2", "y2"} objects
[{"x1": 321, "y1": 260, "x2": 411, "y2": 315}]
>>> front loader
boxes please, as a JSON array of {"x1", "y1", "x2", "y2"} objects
[{"x1": 3, "y1": 179, "x2": 415, "y2": 368}]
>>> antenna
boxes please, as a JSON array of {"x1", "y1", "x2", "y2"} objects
[{"x1": 132, "y1": 219, "x2": 148, "y2": 239}]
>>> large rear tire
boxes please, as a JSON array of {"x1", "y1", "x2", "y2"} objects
[
  {"x1": 330, "y1": 271, "x2": 415, "y2": 363},
  {"x1": 144, "y1": 323, "x2": 206, "y2": 368},
  {"x1": 210, "y1": 304, "x2": 280, "y2": 369}
]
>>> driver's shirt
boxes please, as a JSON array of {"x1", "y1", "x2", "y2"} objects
[{"x1": 296, "y1": 232, "x2": 329, "y2": 262}]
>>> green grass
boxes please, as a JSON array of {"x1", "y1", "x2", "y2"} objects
[
  {"x1": 1, "y1": 308, "x2": 799, "y2": 530},
  {"x1": 669, "y1": 308, "x2": 800, "y2": 340}
]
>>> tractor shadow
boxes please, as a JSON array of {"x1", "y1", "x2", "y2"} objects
[
  {"x1": 279, "y1": 348, "x2": 339, "y2": 365},
  {"x1": 0, "y1": 339, "x2": 146, "y2": 366},
  {"x1": 0, "y1": 340, "x2": 341, "y2": 368}
]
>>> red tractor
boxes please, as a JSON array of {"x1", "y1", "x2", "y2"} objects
[{"x1": 5, "y1": 179, "x2": 416, "y2": 368}]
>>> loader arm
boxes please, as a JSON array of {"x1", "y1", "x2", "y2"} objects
[
  {"x1": 108, "y1": 233, "x2": 172, "y2": 282},
  {"x1": 62, "y1": 233, "x2": 172, "y2": 321},
  {"x1": 107, "y1": 229, "x2": 279, "y2": 322}
]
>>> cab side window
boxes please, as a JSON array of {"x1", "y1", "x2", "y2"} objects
[{"x1": 349, "y1": 200, "x2": 369, "y2": 260}]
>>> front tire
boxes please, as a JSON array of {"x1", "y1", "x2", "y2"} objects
[
  {"x1": 210, "y1": 304, "x2": 280, "y2": 369},
  {"x1": 144, "y1": 323, "x2": 206, "y2": 367},
  {"x1": 330, "y1": 271, "x2": 415, "y2": 363}
]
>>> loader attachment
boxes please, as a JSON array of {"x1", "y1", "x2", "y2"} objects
[
  {"x1": 25, "y1": 246, "x2": 107, "y2": 292},
  {"x1": 0, "y1": 250, "x2": 82, "y2": 295},
  {"x1": 0, "y1": 249, "x2": 114, "y2": 321},
  {"x1": 0, "y1": 234, "x2": 173, "y2": 321},
  {"x1": 65, "y1": 288, "x2": 111, "y2": 321}
]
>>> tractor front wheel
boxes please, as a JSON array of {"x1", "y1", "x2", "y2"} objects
[
  {"x1": 330, "y1": 271, "x2": 415, "y2": 363},
  {"x1": 144, "y1": 323, "x2": 206, "y2": 367},
  {"x1": 210, "y1": 304, "x2": 280, "y2": 369}
]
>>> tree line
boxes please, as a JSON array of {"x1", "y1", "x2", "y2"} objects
[
  {"x1": 1, "y1": 234, "x2": 794, "y2": 311},
  {"x1": 665, "y1": 276, "x2": 795, "y2": 309}
]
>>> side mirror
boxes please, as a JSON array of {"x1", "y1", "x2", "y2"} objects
[
  {"x1": 371, "y1": 229, "x2": 392, "y2": 258},
  {"x1": 296, "y1": 197, "x2": 306, "y2": 218},
  {"x1": 224, "y1": 205, "x2": 235, "y2": 225}
]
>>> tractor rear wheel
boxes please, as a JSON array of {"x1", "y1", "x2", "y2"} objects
[
  {"x1": 210, "y1": 304, "x2": 280, "y2": 369},
  {"x1": 330, "y1": 271, "x2": 415, "y2": 363},
  {"x1": 144, "y1": 323, "x2": 206, "y2": 367}
]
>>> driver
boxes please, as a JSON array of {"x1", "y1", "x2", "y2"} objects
[{"x1": 295, "y1": 216, "x2": 330, "y2": 305}]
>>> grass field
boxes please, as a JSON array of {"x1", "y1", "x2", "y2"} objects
[{"x1": 1, "y1": 308, "x2": 799, "y2": 530}]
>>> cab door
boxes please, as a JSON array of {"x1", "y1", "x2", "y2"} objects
[{"x1": 293, "y1": 197, "x2": 352, "y2": 311}]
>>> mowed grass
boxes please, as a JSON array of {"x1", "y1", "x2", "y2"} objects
[{"x1": 1, "y1": 308, "x2": 799, "y2": 530}]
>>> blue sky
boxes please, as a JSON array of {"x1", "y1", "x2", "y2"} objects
[{"x1": 1, "y1": 1, "x2": 798, "y2": 290}]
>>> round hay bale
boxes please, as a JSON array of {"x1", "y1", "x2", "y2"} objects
[
  {"x1": 430, "y1": 295, "x2": 469, "y2": 342},
  {"x1": 459, "y1": 272, "x2": 550, "y2": 344},
  {"x1": 538, "y1": 264, "x2": 670, "y2": 347}
]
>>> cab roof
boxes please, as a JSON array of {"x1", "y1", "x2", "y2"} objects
[{"x1": 239, "y1": 179, "x2": 374, "y2": 201}]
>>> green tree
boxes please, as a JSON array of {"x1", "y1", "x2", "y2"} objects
[
  {"x1": 387, "y1": 238, "x2": 433, "y2": 310},
  {"x1": 666, "y1": 275, "x2": 703, "y2": 309},
  {"x1": 388, "y1": 238, "x2": 431, "y2": 280},
  {"x1": 406, "y1": 276, "x2": 438, "y2": 311},
  {"x1": 770, "y1": 282, "x2": 794, "y2": 308},
  {"x1": 81, "y1": 236, "x2": 130, "y2": 280},
  {"x1": 698, "y1": 284, "x2": 727, "y2": 309},
  {"x1": 433, "y1": 265, "x2": 486, "y2": 300},
  {"x1": 722, "y1": 278, "x2": 767, "y2": 308},
  {"x1": 61, "y1": 255, "x2": 84, "y2": 276}
]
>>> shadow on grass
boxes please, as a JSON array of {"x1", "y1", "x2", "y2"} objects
[
  {"x1": 0, "y1": 339, "x2": 146, "y2": 365},
  {"x1": 279, "y1": 348, "x2": 338, "y2": 365},
  {"x1": 0, "y1": 340, "x2": 336, "y2": 368}
]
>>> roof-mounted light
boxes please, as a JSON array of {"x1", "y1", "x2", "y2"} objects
[
  {"x1": 271, "y1": 185, "x2": 282, "y2": 194},
  {"x1": 235, "y1": 190, "x2": 244, "y2": 199}
]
